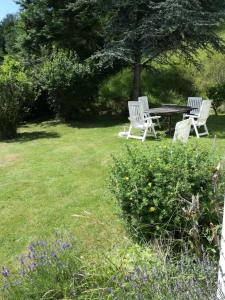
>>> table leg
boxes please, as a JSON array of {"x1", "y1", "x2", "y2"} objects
[{"x1": 168, "y1": 115, "x2": 172, "y2": 135}]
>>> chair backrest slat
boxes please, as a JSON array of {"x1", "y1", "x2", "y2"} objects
[
  {"x1": 138, "y1": 96, "x2": 149, "y2": 112},
  {"x1": 173, "y1": 119, "x2": 192, "y2": 143},
  {"x1": 198, "y1": 100, "x2": 212, "y2": 123},
  {"x1": 187, "y1": 97, "x2": 202, "y2": 115},
  {"x1": 128, "y1": 101, "x2": 145, "y2": 126}
]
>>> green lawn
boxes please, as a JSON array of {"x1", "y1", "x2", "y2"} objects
[{"x1": 0, "y1": 115, "x2": 225, "y2": 266}]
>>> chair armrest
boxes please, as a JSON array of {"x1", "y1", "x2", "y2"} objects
[
  {"x1": 144, "y1": 117, "x2": 155, "y2": 124},
  {"x1": 151, "y1": 116, "x2": 161, "y2": 119},
  {"x1": 144, "y1": 110, "x2": 161, "y2": 119},
  {"x1": 184, "y1": 114, "x2": 199, "y2": 119}
]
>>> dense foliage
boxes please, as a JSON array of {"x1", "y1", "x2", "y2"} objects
[
  {"x1": 16, "y1": 0, "x2": 103, "y2": 60},
  {"x1": 36, "y1": 48, "x2": 100, "y2": 121},
  {"x1": 207, "y1": 83, "x2": 225, "y2": 115},
  {"x1": 0, "y1": 56, "x2": 33, "y2": 139},
  {"x1": 0, "y1": 14, "x2": 18, "y2": 62},
  {"x1": 109, "y1": 143, "x2": 225, "y2": 255}
]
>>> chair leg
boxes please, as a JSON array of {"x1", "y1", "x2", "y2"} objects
[
  {"x1": 191, "y1": 120, "x2": 200, "y2": 138},
  {"x1": 204, "y1": 124, "x2": 209, "y2": 136},
  {"x1": 142, "y1": 128, "x2": 148, "y2": 142},
  {"x1": 157, "y1": 119, "x2": 161, "y2": 128},
  {"x1": 127, "y1": 125, "x2": 132, "y2": 140},
  {"x1": 151, "y1": 125, "x2": 157, "y2": 138},
  {"x1": 194, "y1": 124, "x2": 200, "y2": 138}
]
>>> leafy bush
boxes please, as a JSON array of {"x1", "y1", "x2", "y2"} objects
[
  {"x1": 207, "y1": 83, "x2": 225, "y2": 115},
  {"x1": 141, "y1": 64, "x2": 197, "y2": 105},
  {"x1": 38, "y1": 48, "x2": 100, "y2": 121},
  {"x1": 109, "y1": 143, "x2": 225, "y2": 255},
  {"x1": 98, "y1": 68, "x2": 132, "y2": 114},
  {"x1": 195, "y1": 53, "x2": 225, "y2": 95},
  {"x1": 0, "y1": 56, "x2": 33, "y2": 139}
]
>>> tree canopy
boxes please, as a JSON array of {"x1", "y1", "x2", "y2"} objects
[{"x1": 99, "y1": 0, "x2": 225, "y2": 99}]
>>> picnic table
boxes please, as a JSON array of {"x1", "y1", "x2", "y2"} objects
[{"x1": 148, "y1": 105, "x2": 193, "y2": 135}]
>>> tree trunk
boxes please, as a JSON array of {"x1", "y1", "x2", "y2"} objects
[
  {"x1": 213, "y1": 107, "x2": 218, "y2": 116},
  {"x1": 132, "y1": 62, "x2": 142, "y2": 101}
]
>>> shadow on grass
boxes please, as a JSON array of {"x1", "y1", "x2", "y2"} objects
[
  {"x1": 36, "y1": 115, "x2": 127, "y2": 129},
  {"x1": 4, "y1": 131, "x2": 60, "y2": 143},
  {"x1": 208, "y1": 115, "x2": 225, "y2": 139}
]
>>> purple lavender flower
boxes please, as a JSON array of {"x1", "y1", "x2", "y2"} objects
[
  {"x1": 19, "y1": 268, "x2": 26, "y2": 277},
  {"x1": 20, "y1": 255, "x2": 25, "y2": 265},
  {"x1": 2, "y1": 278, "x2": 8, "y2": 290},
  {"x1": 27, "y1": 247, "x2": 36, "y2": 259},
  {"x1": 28, "y1": 262, "x2": 37, "y2": 272},
  {"x1": 125, "y1": 274, "x2": 132, "y2": 281},
  {"x1": 37, "y1": 241, "x2": 48, "y2": 247},
  {"x1": 28, "y1": 245, "x2": 34, "y2": 252},
  {"x1": 61, "y1": 242, "x2": 71, "y2": 250},
  {"x1": 1, "y1": 267, "x2": 9, "y2": 277},
  {"x1": 51, "y1": 250, "x2": 57, "y2": 258},
  {"x1": 39, "y1": 255, "x2": 46, "y2": 260},
  {"x1": 104, "y1": 287, "x2": 113, "y2": 294},
  {"x1": 142, "y1": 274, "x2": 149, "y2": 283},
  {"x1": 135, "y1": 267, "x2": 141, "y2": 277}
]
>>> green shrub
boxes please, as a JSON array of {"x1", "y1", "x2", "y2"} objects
[
  {"x1": 38, "y1": 48, "x2": 100, "y2": 121},
  {"x1": 141, "y1": 64, "x2": 197, "y2": 105},
  {"x1": 109, "y1": 143, "x2": 225, "y2": 255},
  {"x1": 207, "y1": 83, "x2": 225, "y2": 115},
  {"x1": 98, "y1": 68, "x2": 132, "y2": 114},
  {"x1": 0, "y1": 56, "x2": 33, "y2": 139}
]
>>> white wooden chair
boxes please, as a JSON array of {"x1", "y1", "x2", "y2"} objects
[
  {"x1": 138, "y1": 96, "x2": 161, "y2": 127},
  {"x1": 173, "y1": 119, "x2": 192, "y2": 143},
  {"x1": 127, "y1": 101, "x2": 157, "y2": 142},
  {"x1": 183, "y1": 97, "x2": 202, "y2": 118},
  {"x1": 185, "y1": 100, "x2": 212, "y2": 138}
]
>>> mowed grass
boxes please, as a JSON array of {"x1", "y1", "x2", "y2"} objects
[{"x1": 0, "y1": 115, "x2": 224, "y2": 266}]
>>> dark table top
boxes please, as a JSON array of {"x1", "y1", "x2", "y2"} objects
[{"x1": 148, "y1": 105, "x2": 192, "y2": 115}]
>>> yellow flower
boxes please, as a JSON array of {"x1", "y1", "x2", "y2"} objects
[
  {"x1": 124, "y1": 176, "x2": 129, "y2": 181},
  {"x1": 149, "y1": 207, "x2": 156, "y2": 213},
  {"x1": 148, "y1": 182, "x2": 152, "y2": 188},
  {"x1": 163, "y1": 145, "x2": 167, "y2": 149}
]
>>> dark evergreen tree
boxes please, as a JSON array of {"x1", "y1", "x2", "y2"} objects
[
  {"x1": 16, "y1": 0, "x2": 103, "y2": 60},
  {"x1": 0, "y1": 14, "x2": 18, "y2": 62},
  {"x1": 100, "y1": 0, "x2": 225, "y2": 100}
]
